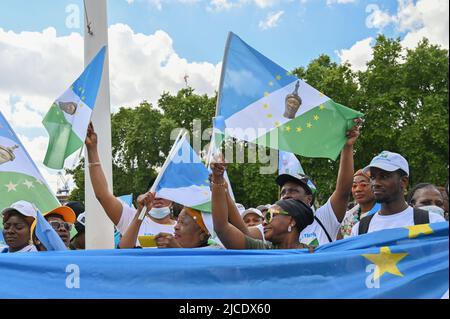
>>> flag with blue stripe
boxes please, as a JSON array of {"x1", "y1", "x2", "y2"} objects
[
  {"x1": 0, "y1": 223, "x2": 447, "y2": 298},
  {"x1": 217, "y1": 32, "x2": 363, "y2": 160}
]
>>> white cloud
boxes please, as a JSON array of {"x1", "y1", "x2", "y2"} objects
[
  {"x1": 0, "y1": 24, "x2": 221, "y2": 192},
  {"x1": 326, "y1": 0, "x2": 357, "y2": 5},
  {"x1": 365, "y1": 0, "x2": 449, "y2": 49},
  {"x1": 253, "y1": 0, "x2": 279, "y2": 8},
  {"x1": 126, "y1": 0, "x2": 135, "y2": 4},
  {"x1": 258, "y1": 10, "x2": 284, "y2": 30},
  {"x1": 365, "y1": 4, "x2": 396, "y2": 30},
  {"x1": 336, "y1": 37, "x2": 374, "y2": 72},
  {"x1": 339, "y1": 0, "x2": 448, "y2": 71}
]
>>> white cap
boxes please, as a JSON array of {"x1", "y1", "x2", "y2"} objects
[
  {"x1": 1, "y1": 200, "x2": 37, "y2": 219},
  {"x1": 241, "y1": 208, "x2": 263, "y2": 219},
  {"x1": 235, "y1": 203, "x2": 246, "y2": 214},
  {"x1": 363, "y1": 151, "x2": 409, "y2": 176}
]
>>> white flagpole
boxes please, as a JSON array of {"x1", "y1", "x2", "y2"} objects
[{"x1": 84, "y1": 0, "x2": 114, "y2": 249}]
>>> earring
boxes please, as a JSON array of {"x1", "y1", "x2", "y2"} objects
[{"x1": 288, "y1": 225, "x2": 292, "y2": 232}]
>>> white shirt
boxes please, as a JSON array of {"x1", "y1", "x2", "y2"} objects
[
  {"x1": 116, "y1": 201, "x2": 176, "y2": 246},
  {"x1": 1, "y1": 244, "x2": 38, "y2": 253},
  {"x1": 350, "y1": 206, "x2": 446, "y2": 236},
  {"x1": 299, "y1": 198, "x2": 340, "y2": 248}
]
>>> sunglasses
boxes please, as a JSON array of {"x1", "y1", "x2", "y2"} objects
[
  {"x1": 265, "y1": 209, "x2": 290, "y2": 224},
  {"x1": 352, "y1": 181, "x2": 371, "y2": 189},
  {"x1": 49, "y1": 221, "x2": 72, "y2": 231}
]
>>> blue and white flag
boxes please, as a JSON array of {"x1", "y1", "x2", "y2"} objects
[
  {"x1": 151, "y1": 133, "x2": 212, "y2": 212},
  {"x1": 217, "y1": 32, "x2": 363, "y2": 160},
  {"x1": 278, "y1": 150, "x2": 305, "y2": 175}
]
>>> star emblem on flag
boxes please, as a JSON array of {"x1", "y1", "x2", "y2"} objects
[
  {"x1": 5, "y1": 181, "x2": 17, "y2": 192},
  {"x1": 362, "y1": 246, "x2": 408, "y2": 280}
]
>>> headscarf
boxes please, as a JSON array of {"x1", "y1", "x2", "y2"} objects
[{"x1": 184, "y1": 208, "x2": 210, "y2": 235}]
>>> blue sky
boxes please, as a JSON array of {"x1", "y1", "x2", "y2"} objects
[{"x1": 0, "y1": 0, "x2": 400, "y2": 69}]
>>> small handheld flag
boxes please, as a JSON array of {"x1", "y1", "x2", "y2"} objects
[{"x1": 43, "y1": 46, "x2": 106, "y2": 169}]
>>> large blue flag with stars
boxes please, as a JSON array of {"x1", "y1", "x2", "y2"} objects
[{"x1": 0, "y1": 222, "x2": 447, "y2": 298}]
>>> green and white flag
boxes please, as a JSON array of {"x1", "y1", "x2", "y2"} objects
[
  {"x1": 217, "y1": 33, "x2": 363, "y2": 160},
  {"x1": 0, "y1": 111, "x2": 60, "y2": 214},
  {"x1": 43, "y1": 46, "x2": 106, "y2": 169}
]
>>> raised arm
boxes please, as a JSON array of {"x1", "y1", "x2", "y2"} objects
[
  {"x1": 330, "y1": 119, "x2": 361, "y2": 223},
  {"x1": 211, "y1": 159, "x2": 246, "y2": 249},
  {"x1": 85, "y1": 122, "x2": 123, "y2": 225},
  {"x1": 119, "y1": 192, "x2": 154, "y2": 248}
]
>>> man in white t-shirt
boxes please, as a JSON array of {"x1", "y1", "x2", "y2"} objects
[
  {"x1": 350, "y1": 151, "x2": 446, "y2": 236},
  {"x1": 275, "y1": 120, "x2": 362, "y2": 248}
]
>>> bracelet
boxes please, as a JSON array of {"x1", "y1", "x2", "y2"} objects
[
  {"x1": 210, "y1": 179, "x2": 227, "y2": 187},
  {"x1": 88, "y1": 162, "x2": 101, "y2": 167}
]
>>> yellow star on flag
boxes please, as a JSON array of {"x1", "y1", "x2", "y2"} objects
[
  {"x1": 285, "y1": 126, "x2": 291, "y2": 132},
  {"x1": 405, "y1": 224, "x2": 434, "y2": 239},
  {"x1": 362, "y1": 246, "x2": 408, "y2": 281},
  {"x1": 306, "y1": 122, "x2": 312, "y2": 128},
  {"x1": 81, "y1": 96, "x2": 86, "y2": 101},
  {"x1": 296, "y1": 127, "x2": 302, "y2": 133},
  {"x1": 266, "y1": 114, "x2": 273, "y2": 119},
  {"x1": 313, "y1": 115, "x2": 320, "y2": 121},
  {"x1": 263, "y1": 103, "x2": 269, "y2": 109},
  {"x1": 319, "y1": 104, "x2": 325, "y2": 110},
  {"x1": 275, "y1": 75, "x2": 281, "y2": 81},
  {"x1": 268, "y1": 81, "x2": 273, "y2": 87},
  {"x1": 274, "y1": 121, "x2": 281, "y2": 127}
]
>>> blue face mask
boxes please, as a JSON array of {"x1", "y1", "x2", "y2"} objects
[
  {"x1": 149, "y1": 207, "x2": 171, "y2": 219},
  {"x1": 420, "y1": 205, "x2": 445, "y2": 218}
]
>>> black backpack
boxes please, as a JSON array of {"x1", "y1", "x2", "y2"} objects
[{"x1": 358, "y1": 207, "x2": 430, "y2": 235}]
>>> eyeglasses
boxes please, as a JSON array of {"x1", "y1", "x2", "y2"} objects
[
  {"x1": 265, "y1": 209, "x2": 289, "y2": 224},
  {"x1": 352, "y1": 181, "x2": 371, "y2": 189},
  {"x1": 49, "y1": 221, "x2": 72, "y2": 231}
]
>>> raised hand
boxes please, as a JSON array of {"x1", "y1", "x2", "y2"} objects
[
  {"x1": 345, "y1": 118, "x2": 362, "y2": 146},
  {"x1": 85, "y1": 122, "x2": 98, "y2": 149},
  {"x1": 136, "y1": 191, "x2": 155, "y2": 215}
]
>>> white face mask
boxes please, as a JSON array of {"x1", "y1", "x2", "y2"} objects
[
  {"x1": 149, "y1": 206, "x2": 171, "y2": 219},
  {"x1": 419, "y1": 205, "x2": 445, "y2": 218}
]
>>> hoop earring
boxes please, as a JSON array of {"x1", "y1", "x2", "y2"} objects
[{"x1": 288, "y1": 225, "x2": 292, "y2": 232}]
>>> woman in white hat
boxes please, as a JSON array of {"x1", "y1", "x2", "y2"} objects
[{"x1": 1, "y1": 201, "x2": 38, "y2": 253}]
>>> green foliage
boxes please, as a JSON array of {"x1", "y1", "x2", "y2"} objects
[{"x1": 69, "y1": 35, "x2": 449, "y2": 207}]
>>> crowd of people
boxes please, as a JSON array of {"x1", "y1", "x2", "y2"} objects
[{"x1": 1, "y1": 121, "x2": 448, "y2": 253}]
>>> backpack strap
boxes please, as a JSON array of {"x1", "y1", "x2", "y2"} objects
[
  {"x1": 314, "y1": 216, "x2": 333, "y2": 243},
  {"x1": 358, "y1": 213, "x2": 377, "y2": 235},
  {"x1": 413, "y1": 207, "x2": 430, "y2": 225}
]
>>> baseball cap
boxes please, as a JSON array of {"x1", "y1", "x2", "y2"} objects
[
  {"x1": 276, "y1": 173, "x2": 315, "y2": 195},
  {"x1": 241, "y1": 208, "x2": 263, "y2": 219},
  {"x1": 363, "y1": 151, "x2": 409, "y2": 176},
  {"x1": 235, "y1": 203, "x2": 246, "y2": 214},
  {"x1": 44, "y1": 206, "x2": 76, "y2": 224},
  {"x1": 1, "y1": 200, "x2": 37, "y2": 219},
  {"x1": 64, "y1": 201, "x2": 85, "y2": 218}
]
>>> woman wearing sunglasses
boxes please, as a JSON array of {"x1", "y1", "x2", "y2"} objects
[
  {"x1": 32, "y1": 206, "x2": 76, "y2": 249},
  {"x1": 210, "y1": 158, "x2": 315, "y2": 250},
  {"x1": 338, "y1": 169, "x2": 380, "y2": 239}
]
